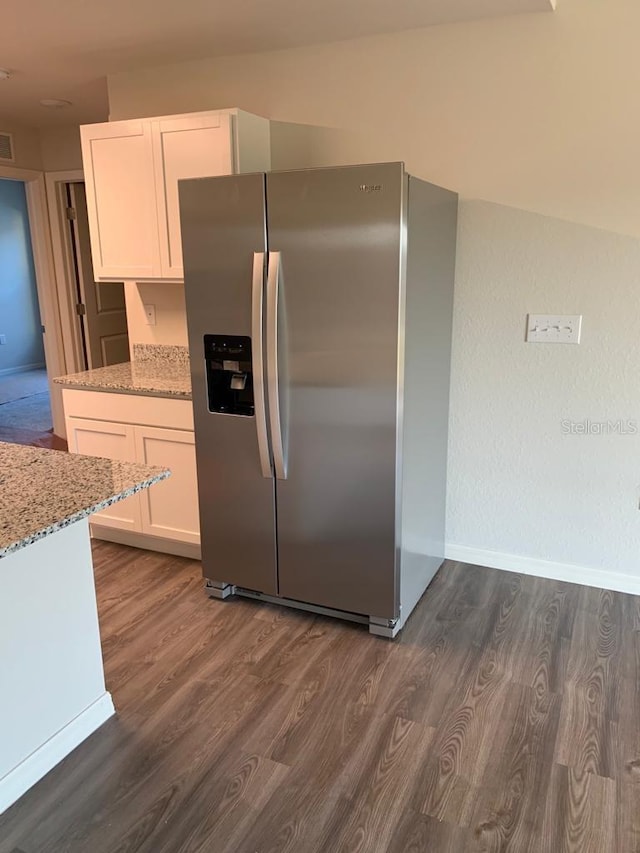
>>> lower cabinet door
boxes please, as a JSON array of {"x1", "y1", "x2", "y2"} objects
[
  {"x1": 134, "y1": 426, "x2": 200, "y2": 544},
  {"x1": 66, "y1": 417, "x2": 141, "y2": 530}
]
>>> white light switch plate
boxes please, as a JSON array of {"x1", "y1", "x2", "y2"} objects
[{"x1": 526, "y1": 314, "x2": 582, "y2": 344}]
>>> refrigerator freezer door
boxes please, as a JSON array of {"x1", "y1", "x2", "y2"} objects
[
  {"x1": 266, "y1": 164, "x2": 404, "y2": 620},
  {"x1": 180, "y1": 173, "x2": 278, "y2": 595}
]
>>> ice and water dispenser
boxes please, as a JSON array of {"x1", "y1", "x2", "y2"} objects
[{"x1": 204, "y1": 335, "x2": 255, "y2": 416}]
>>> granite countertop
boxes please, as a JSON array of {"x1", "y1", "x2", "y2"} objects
[
  {"x1": 53, "y1": 344, "x2": 192, "y2": 400},
  {"x1": 0, "y1": 442, "x2": 170, "y2": 558}
]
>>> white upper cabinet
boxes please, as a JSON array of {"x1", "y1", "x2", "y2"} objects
[
  {"x1": 81, "y1": 121, "x2": 162, "y2": 280},
  {"x1": 153, "y1": 114, "x2": 233, "y2": 279},
  {"x1": 80, "y1": 109, "x2": 270, "y2": 282}
]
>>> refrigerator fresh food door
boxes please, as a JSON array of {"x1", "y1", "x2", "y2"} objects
[
  {"x1": 180, "y1": 173, "x2": 278, "y2": 595},
  {"x1": 266, "y1": 164, "x2": 404, "y2": 620}
]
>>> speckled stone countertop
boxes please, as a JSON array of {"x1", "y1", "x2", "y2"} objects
[
  {"x1": 53, "y1": 344, "x2": 192, "y2": 400},
  {"x1": 0, "y1": 442, "x2": 170, "y2": 558}
]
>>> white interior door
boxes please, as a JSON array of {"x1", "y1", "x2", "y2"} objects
[
  {"x1": 152, "y1": 114, "x2": 234, "y2": 279},
  {"x1": 68, "y1": 183, "x2": 129, "y2": 369},
  {"x1": 66, "y1": 417, "x2": 141, "y2": 530},
  {"x1": 81, "y1": 120, "x2": 161, "y2": 280},
  {"x1": 135, "y1": 425, "x2": 200, "y2": 544}
]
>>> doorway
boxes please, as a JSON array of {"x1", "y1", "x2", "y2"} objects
[
  {"x1": 51, "y1": 177, "x2": 129, "y2": 373},
  {"x1": 64, "y1": 182, "x2": 129, "y2": 370},
  {"x1": 0, "y1": 178, "x2": 57, "y2": 447}
]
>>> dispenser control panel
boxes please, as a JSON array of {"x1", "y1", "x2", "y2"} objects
[{"x1": 204, "y1": 334, "x2": 254, "y2": 416}]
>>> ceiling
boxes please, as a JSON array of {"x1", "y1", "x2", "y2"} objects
[{"x1": 0, "y1": 0, "x2": 555, "y2": 128}]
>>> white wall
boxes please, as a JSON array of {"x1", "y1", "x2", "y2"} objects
[
  {"x1": 105, "y1": 0, "x2": 640, "y2": 588},
  {"x1": 449, "y1": 201, "x2": 640, "y2": 586},
  {"x1": 0, "y1": 520, "x2": 113, "y2": 814},
  {"x1": 0, "y1": 119, "x2": 84, "y2": 173},
  {"x1": 124, "y1": 283, "x2": 188, "y2": 352},
  {"x1": 0, "y1": 120, "x2": 42, "y2": 171},
  {"x1": 109, "y1": 0, "x2": 640, "y2": 240},
  {"x1": 39, "y1": 125, "x2": 83, "y2": 172}
]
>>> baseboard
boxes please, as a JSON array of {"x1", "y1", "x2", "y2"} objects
[
  {"x1": 0, "y1": 692, "x2": 114, "y2": 815},
  {"x1": 0, "y1": 362, "x2": 46, "y2": 377},
  {"x1": 90, "y1": 524, "x2": 201, "y2": 561},
  {"x1": 445, "y1": 543, "x2": 640, "y2": 596}
]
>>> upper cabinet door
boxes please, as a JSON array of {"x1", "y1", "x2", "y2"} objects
[
  {"x1": 81, "y1": 121, "x2": 162, "y2": 280},
  {"x1": 152, "y1": 114, "x2": 234, "y2": 279}
]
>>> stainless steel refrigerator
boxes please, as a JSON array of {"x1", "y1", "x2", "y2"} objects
[{"x1": 179, "y1": 163, "x2": 457, "y2": 637}]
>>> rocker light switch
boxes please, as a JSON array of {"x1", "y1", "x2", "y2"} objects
[{"x1": 526, "y1": 315, "x2": 582, "y2": 344}]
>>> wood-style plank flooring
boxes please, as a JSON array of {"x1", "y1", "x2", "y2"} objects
[{"x1": 1, "y1": 543, "x2": 639, "y2": 852}]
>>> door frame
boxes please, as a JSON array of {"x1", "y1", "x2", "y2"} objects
[
  {"x1": 44, "y1": 169, "x2": 86, "y2": 376},
  {"x1": 0, "y1": 164, "x2": 67, "y2": 437}
]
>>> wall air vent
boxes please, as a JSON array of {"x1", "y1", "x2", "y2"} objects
[{"x1": 0, "y1": 132, "x2": 14, "y2": 162}]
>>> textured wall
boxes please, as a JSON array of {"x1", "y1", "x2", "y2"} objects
[
  {"x1": 123, "y1": 282, "x2": 188, "y2": 352},
  {"x1": 39, "y1": 125, "x2": 83, "y2": 172},
  {"x1": 448, "y1": 200, "x2": 640, "y2": 576},
  {"x1": 105, "y1": 0, "x2": 640, "y2": 581},
  {"x1": 109, "y1": 0, "x2": 640, "y2": 240},
  {"x1": 0, "y1": 120, "x2": 42, "y2": 171}
]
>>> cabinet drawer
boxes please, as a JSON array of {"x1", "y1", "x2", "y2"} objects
[{"x1": 62, "y1": 389, "x2": 194, "y2": 430}]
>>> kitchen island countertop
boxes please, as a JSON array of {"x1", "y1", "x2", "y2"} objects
[
  {"x1": 0, "y1": 439, "x2": 169, "y2": 812},
  {"x1": 0, "y1": 441, "x2": 170, "y2": 558}
]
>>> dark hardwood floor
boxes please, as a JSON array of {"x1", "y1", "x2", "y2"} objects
[
  {"x1": 1, "y1": 543, "x2": 639, "y2": 852},
  {"x1": 0, "y1": 425, "x2": 67, "y2": 450}
]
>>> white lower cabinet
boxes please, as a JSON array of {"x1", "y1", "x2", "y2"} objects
[
  {"x1": 135, "y1": 426, "x2": 200, "y2": 544},
  {"x1": 63, "y1": 390, "x2": 200, "y2": 555},
  {"x1": 66, "y1": 418, "x2": 141, "y2": 531}
]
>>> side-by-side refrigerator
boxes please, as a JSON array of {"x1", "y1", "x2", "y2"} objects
[{"x1": 179, "y1": 163, "x2": 457, "y2": 637}]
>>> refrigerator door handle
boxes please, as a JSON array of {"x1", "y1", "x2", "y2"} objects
[
  {"x1": 266, "y1": 251, "x2": 288, "y2": 480},
  {"x1": 252, "y1": 251, "x2": 272, "y2": 479}
]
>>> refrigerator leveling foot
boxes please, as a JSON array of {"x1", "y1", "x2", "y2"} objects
[
  {"x1": 368, "y1": 615, "x2": 401, "y2": 639},
  {"x1": 204, "y1": 580, "x2": 236, "y2": 600}
]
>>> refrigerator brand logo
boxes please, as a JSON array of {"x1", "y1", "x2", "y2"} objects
[{"x1": 359, "y1": 184, "x2": 383, "y2": 193}]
